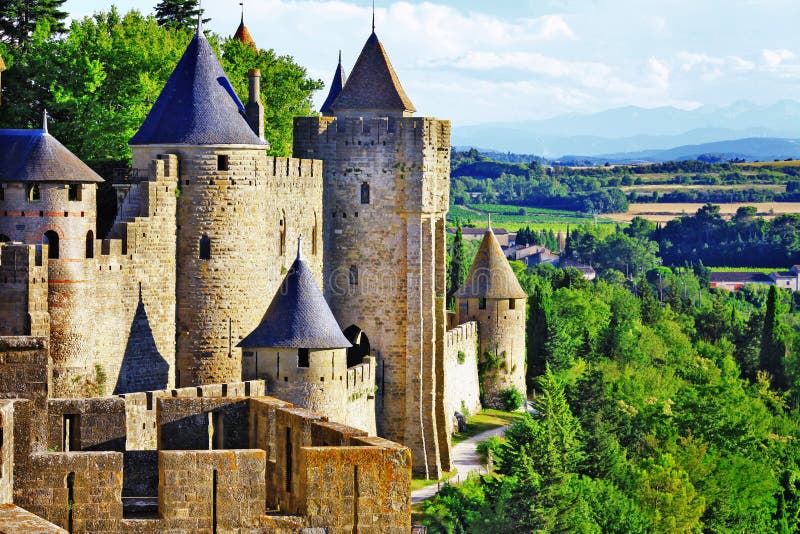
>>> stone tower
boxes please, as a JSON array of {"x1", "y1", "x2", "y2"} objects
[
  {"x1": 130, "y1": 27, "x2": 270, "y2": 387},
  {"x1": 455, "y1": 228, "x2": 527, "y2": 408},
  {"x1": 294, "y1": 30, "x2": 452, "y2": 477},
  {"x1": 239, "y1": 238, "x2": 353, "y2": 422}
]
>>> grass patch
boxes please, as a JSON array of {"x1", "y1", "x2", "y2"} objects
[
  {"x1": 451, "y1": 408, "x2": 528, "y2": 444},
  {"x1": 411, "y1": 469, "x2": 457, "y2": 492},
  {"x1": 447, "y1": 202, "x2": 613, "y2": 232}
]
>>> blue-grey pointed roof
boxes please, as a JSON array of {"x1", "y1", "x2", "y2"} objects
[
  {"x1": 0, "y1": 129, "x2": 103, "y2": 183},
  {"x1": 239, "y1": 249, "x2": 351, "y2": 350},
  {"x1": 320, "y1": 52, "x2": 346, "y2": 115},
  {"x1": 130, "y1": 31, "x2": 267, "y2": 146}
]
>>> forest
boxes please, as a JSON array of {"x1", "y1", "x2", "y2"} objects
[{"x1": 431, "y1": 225, "x2": 800, "y2": 532}]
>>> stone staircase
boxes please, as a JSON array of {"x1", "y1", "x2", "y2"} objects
[{"x1": 108, "y1": 184, "x2": 142, "y2": 239}]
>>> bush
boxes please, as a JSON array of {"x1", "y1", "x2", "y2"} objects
[
  {"x1": 476, "y1": 435, "x2": 504, "y2": 467},
  {"x1": 457, "y1": 350, "x2": 467, "y2": 364},
  {"x1": 500, "y1": 387, "x2": 524, "y2": 411}
]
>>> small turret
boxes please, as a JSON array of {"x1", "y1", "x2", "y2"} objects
[
  {"x1": 455, "y1": 228, "x2": 527, "y2": 408},
  {"x1": 233, "y1": 13, "x2": 257, "y2": 50},
  {"x1": 239, "y1": 238, "x2": 352, "y2": 420}
]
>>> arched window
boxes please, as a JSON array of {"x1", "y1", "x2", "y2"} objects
[
  {"x1": 344, "y1": 326, "x2": 371, "y2": 368},
  {"x1": 349, "y1": 265, "x2": 358, "y2": 285},
  {"x1": 43, "y1": 231, "x2": 59, "y2": 259},
  {"x1": 85, "y1": 230, "x2": 94, "y2": 259},
  {"x1": 360, "y1": 183, "x2": 370, "y2": 205},
  {"x1": 279, "y1": 211, "x2": 286, "y2": 256},
  {"x1": 28, "y1": 184, "x2": 41, "y2": 202},
  {"x1": 199, "y1": 234, "x2": 211, "y2": 260}
]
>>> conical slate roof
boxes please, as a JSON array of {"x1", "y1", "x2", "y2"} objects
[
  {"x1": 130, "y1": 30, "x2": 266, "y2": 146},
  {"x1": 455, "y1": 229, "x2": 527, "y2": 299},
  {"x1": 0, "y1": 129, "x2": 103, "y2": 183},
  {"x1": 239, "y1": 245, "x2": 351, "y2": 350},
  {"x1": 320, "y1": 52, "x2": 347, "y2": 115},
  {"x1": 233, "y1": 15, "x2": 256, "y2": 49},
  {"x1": 331, "y1": 32, "x2": 415, "y2": 114}
]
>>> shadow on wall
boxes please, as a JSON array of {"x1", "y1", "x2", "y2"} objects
[{"x1": 114, "y1": 289, "x2": 169, "y2": 394}]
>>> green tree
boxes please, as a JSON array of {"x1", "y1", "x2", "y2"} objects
[
  {"x1": 447, "y1": 225, "x2": 467, "y2": 308},
  {"x1": 220, "y1": 38, "x2": 323, "y2": 156},
  {"x1": 0, "y1": 0, "x2": 67, "y2": 49},
  {"x1": 761, "y1": 285, "x2": 787, "y2": 389},
  {"x1": 526, "y1": 277, "x2": 551, "y2": 383},
  {"x1": 154, "y1": 0, "x2": 208, "y2": 30}
]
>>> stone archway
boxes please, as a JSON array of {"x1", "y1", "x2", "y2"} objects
[{"x1": 343, "y1": 325, "x2": 370, "y2": 368}]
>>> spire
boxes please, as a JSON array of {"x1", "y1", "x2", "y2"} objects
[
  {"x1": 372, "y1": 0, "x2": 375, "y2": 33},
  {"x1": 455, "y1": 229, "x2": 527, "y2": 300},
  {"x1": 233, "y1": 2, "x2": 257, "y2": 49},
  {"x1": 329, "y1": 28, "x2": 415, "y2": 115},
  {"x1": 296, "y1": 234, "x2": 303, "y2": 261},
  {"x1": 488, "y1": 213, "x2": 492, "y2": 231},
  {"x1": 42, "y1": 109, "x2": 48, "y2": 134},
  {"x1": 196, "y1": 0, "x2": 203, "y2": 36},
  {"x1": 320, "y1": 51, "x2": 348, "y2": 116}
]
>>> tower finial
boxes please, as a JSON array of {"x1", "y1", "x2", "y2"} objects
[
  {"x1": 488, "y1": 213, "x2": 492, "y2": 231},
  {"x1": 240, "y1": 1, "x2": 244, "y2": 23},
  {"x1": 338, "y1": 49, "x2": 342, "y2": 65},
  {"x1": 197, "y1": 0, "x2": 203, "y2": 35},
  {"x1": 42, "y1": 109, "x2": 48, "y2": 133},
  {"x1": 296, "y1": 234, "x2": 304, "y2": 261},
  {"x1": 372, "y1": 0, "x2": 375, "y2": 33}
]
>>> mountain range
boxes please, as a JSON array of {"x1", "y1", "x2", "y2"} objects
[{"x1": 452, "y1": 100, "x2": 800, "y2": 162}]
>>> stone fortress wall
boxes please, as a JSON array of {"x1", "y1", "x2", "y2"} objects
[
  {"x1": 0, "y1": 340, "x2": 411, "y2": 533},
  {"x1": 294, "y1": 115, "x2": 454, "y2": 478},
  {"x1": 443, "y1": 321, "x2": 481, "y2": 433},
  {"x1": 128, "y1": 145, "x2": 325, "y2": 388}
]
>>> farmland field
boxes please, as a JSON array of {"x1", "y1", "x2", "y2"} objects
[
  {"x1": 605, "y1": 202, "x2": 800, "y2": 223},
  {"x1": 447, "y1": 203, "x2": 614, "y2": 232}
]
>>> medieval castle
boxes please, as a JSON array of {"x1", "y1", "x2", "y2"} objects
[{"x1": 0, "y1": 14, "x2": 526, "y2": 533}]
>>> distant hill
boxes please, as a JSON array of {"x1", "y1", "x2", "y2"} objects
[
  {"x1": 453, "y1": 100, "x2": 800, "y2": 157},
  {"x1": 558, "y1": 138, "x2": 800, "y2": 164}
]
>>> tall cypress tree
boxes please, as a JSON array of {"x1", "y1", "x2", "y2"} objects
[
  {"x1": 447, "y1": 225, "x2": 466, "y2": 308},
  {"x1": 526, "y1": 277, "x2": 552, "y2": 386},
  {"x1": 760, "y1": 285, "x2": 787, "y2": 388},
  {"x1": 154, "y1": 0, "x2": 208, "y2": 30}
]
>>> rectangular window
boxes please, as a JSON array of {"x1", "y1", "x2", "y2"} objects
[
  {"x1": 217, "y1": 155, "x2": 229, "y2": 171},
  {"x1": 298, "y1": 348, "x2": 310, "y2": 368},
  {"x1": 509, "y1": 299, "x2": 516, "y2": 310},
  {"x1": 478, "y1": 298, "x2": 487, "y2": 310},
  {"x1": 68, "y1": 184, "x2": 81, "y2": 201},
  {"x1": 0, "y1": 187, "x2": 4, "y2": 201}
]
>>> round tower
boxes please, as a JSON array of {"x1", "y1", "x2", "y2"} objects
[
  {"x1": 129, "y1": 26, "x2": 272, "y2": 386},
  {"x1": 455, "y1": 227, "x2": 527, "y2": 409},
  {"x1": 239, "y1": 238, "x2": 352, "y2": 421}
]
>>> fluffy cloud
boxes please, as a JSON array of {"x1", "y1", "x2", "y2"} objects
[{"x1": 762, "y1": 48, "x2": 796, "y2": 68}]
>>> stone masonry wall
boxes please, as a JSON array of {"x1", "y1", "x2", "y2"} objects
[
  {"x1": 458, "y1": 297, "x2": 527, "y2": 408},
  {"x1": 130, "y1": 145, "x2": 323, "y2": 388},
  {"x1": 344, "y1": 356, "x2": 377, "y2": 435},
  {"x1": 48, "y1": 156, "x2": 177, "y2": 398},
  {"x1": 0, "y1": 244, "x2": 49, "y2": 337},
  {"x1": 294, "y1": 115, "x2": 451, "y2": 478},
  {"x1": 444, "y1": 322, "x2": 481, "y2": 434}
]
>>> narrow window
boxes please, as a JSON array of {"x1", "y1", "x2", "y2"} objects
[
  {"x1": 349, "y1": 265, "x2": 358, "y2": 286},
  {"x1": 276, "y1": 353, "x2": 280, "y2": 378},
  {"x1": 0, "y1": 187, "x2": 4, "y2": 201},
  {"x1": 28, "y1": 183, "x2": 40, "y2": 202},
  {"x1": 217, "y1": 154, "x2": 229, "y2": 171},
  {"x1": 509, "y1": 298, "x2": 516, "y2": 310},
  {"x1": 43, "y1": 230, "x2": 59, "y2": 259},
  {"x1": 63, "y1": 414, "x2": 79, "y2": 451},
  {"x1": 66, "y1": 472, "x2": 75, "y2": 533},
  {"x1": 85, "y1": 231, "x2": 94, "y2": 259},
  {"x1": 279, "y1": 211, "x2": 286, "y2": 256},
  {"x1": 211, "y1": 412, "x2": 224, "y2": 449},
  {"x1": 478, "y1": 298, "x2": 486, "y2": 310},
  {"x1": 312, "y1": 212, "x2": 318, "y2": 255},
  {"x1": 199, "y1": 234, "x2": 211, "y2": 260},
  {"x1": 298, "y1": 348, "x2": 310, "y2": 368},
  {"x1": 68, "y1": 184, "x2": 81, "y2": 201},
  {"x1": 360, "y1": 182, "x2": 370, "y2": 204},
  {"x1": 212, "y1": 469, "x2": 218, "y2": 532}
]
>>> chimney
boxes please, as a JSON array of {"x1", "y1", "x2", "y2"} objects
[{"x1": 246, "y1": 68, "x2": 265, "y2": 140}]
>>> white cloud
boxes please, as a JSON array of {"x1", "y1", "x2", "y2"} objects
[
  {"x1": 647, "y1": 58, "x2": 670, "y2": 89},
  {"x1": 762, "y1": 48, "x2": 796, "y2": 67},
  {"x1": 677, "y1": 52, "x2": 755, "y2": 80}
]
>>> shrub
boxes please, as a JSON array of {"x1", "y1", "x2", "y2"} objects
[
  {"x1": 500, "y1": 386, "x2": 524, "y2": 411},
  {"x1": 457, "y1": 350, "x2": 467, "y2": 364}
]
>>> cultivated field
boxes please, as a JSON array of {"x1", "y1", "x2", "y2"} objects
[
  {"x1": 447, "y1": 203, "x2": 614, "y2": 232},
  {"x1": 605, "y1": 202, "x2": 800, "y2": 223}
]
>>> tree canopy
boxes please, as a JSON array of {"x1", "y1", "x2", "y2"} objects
[{"x1": 153, "y1": 0, "x2": 208, "y2": 30}]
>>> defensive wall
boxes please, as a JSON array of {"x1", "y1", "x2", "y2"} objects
[
  {"x1": 0, "y1": 341, "x2": 411, "y2": 533},
  {"x1": 0, "y1": 244, "x2": 49, "y2": 338},
  {"x1": 294, "y1": 115, "x2": 452, "y2": 478},
  {"x1": 443, "y1": 321, "x2": 481, "y2": 434}
]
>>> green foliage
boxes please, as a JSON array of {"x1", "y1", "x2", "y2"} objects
[
  {"x1": 220, "y1": 38, "x2": 323, "y2": 157},
  {"x1": 0, "y1": 0, "x2": 67, "y2": 50},
  {"x1": 154, "y1": 0, "x2": 208, "y2": 30},
  {"x1": 456, "y1": 350, "x2": 466, "y2": 364},
  {"x1": 447, "y1": 225, "x2": 467, "y2": 308},
  {"x1": 500, "y1": 387, "x2": 524, "y2": 412}
]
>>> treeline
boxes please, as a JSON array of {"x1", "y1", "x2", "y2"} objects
[
  {"x1": 423, "y1": 262, "x2": 800, "y2": 532},
  {"x1": 633, "y1": 188, "x2": 800, "y2": 204}
]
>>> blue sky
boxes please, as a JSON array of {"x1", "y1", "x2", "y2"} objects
[{"x1": 62, "y1": 0, "x2": 800, "y2": 125}]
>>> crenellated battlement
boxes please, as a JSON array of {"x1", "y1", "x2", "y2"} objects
[{"x1": 0, "y1": 244, "x2": 49, "y2": 337}]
